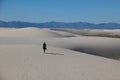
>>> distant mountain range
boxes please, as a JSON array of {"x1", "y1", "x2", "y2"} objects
[{"x1": 0, "y1": 20, "x2": 120, "y2": 29}]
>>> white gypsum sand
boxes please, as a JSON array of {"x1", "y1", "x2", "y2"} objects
[
  {"x1": 51, "y1": 28, "x2": 120, "y2": 37},
  {"x1": 0, "y1": 27, "x2": 119, "y2": 80}
]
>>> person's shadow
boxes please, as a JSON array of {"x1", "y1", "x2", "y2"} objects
[{"x1": 45, "y1": 52, "x2": 64, "y2": 55}]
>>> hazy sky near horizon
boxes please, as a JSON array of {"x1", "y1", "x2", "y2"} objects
[{"x1": 0, "y1": 0, "x2": 120, "y2": 23}]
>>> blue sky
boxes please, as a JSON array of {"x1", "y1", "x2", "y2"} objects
[{"x1": 0, "y1": 0, "x2": 120, "y2": 23}]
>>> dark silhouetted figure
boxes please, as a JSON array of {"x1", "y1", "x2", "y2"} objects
[{"x1": 43, "y1": 42, "x2": 47, "y2": 53}]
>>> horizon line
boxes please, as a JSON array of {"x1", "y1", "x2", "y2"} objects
[{"x1": 0, "y1": 20, "x2": 120, "y2": 24}]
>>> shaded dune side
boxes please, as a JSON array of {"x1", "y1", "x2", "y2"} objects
[
  {"x1": 50, "y1": 29, "x2": 120, "y2": 59},
  {"x1": 47, "y1": 37, "x2": 120, "y2": 59}
]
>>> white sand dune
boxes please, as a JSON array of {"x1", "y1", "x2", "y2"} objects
[
  {"x1": 0, "y1": 28, "x2": 66, "y2": 38},
  {"x1": 0, "y1": 28, "x2": 120, "y2": 80},
  {"x1": 0, "y1": 28, "x2": 120, "y2": 58},
  {"x1": 50, "y1": 29, "x2": 120, "y2": 58},
  {"x1": 46, "y1": 37, "x2": 120, "y2": 59},
  {"x1": 51, "y1": 28, "x2": 120, "y2": 36}
]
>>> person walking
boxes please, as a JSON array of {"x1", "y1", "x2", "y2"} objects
[{"x1": 43, "y1": 42, "x2": 47, "y2": 53}]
